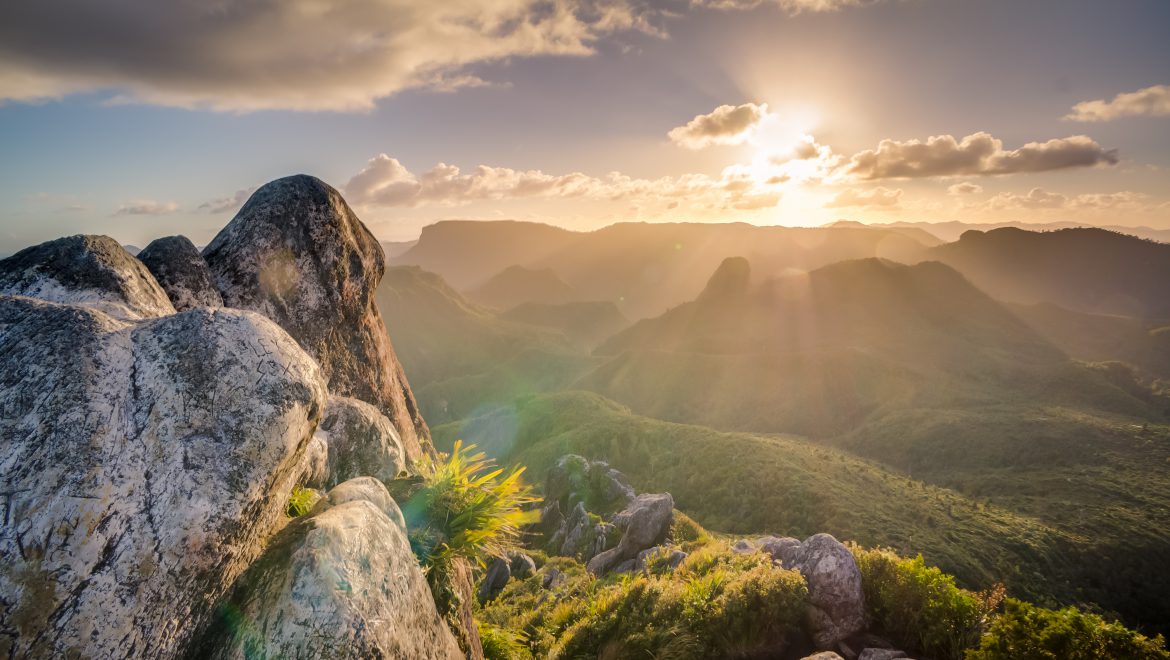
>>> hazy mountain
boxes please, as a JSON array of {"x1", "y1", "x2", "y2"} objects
[
  {"x1": 929, "y1": 227, "x2": 1170, "y2": 319},
  {"x1": 396, "y1": 220, "x2": 935, "y2": 320},
  {"x1": 1009, "y1": 302, "x2": 1170, "y2": 378},
  {"x1": 499, "y1": 300, "x2": 628, "y2": 347},
  {"x1": 858, "y1": 219, "x2": 1170, "y2": 244},
  {"x1": 467, "y1": 264, "x2": 580, "y2": 309},
  {"x1": 380, "y1": 239, "x2": 417, "y2": 259}
]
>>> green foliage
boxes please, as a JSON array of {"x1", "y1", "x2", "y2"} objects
[
  {"x1": 479, "y1": 541, "x2": 808, "y2": 659},
  {"x1": 285, "y1": 487, "x2": 318, "y2": 517},
  {"x1": 479, "y1": 621, "x2": 535, "y2": 660},
  {"x1": 402, "y1": 440, "x2": 541, "y2": 573},
  {"x1": 851, "y1": 545, "x2": 1004, "y2": 660},
  {"x1": 968, "y1": 599, "x2": 1170, "y2": 660}
]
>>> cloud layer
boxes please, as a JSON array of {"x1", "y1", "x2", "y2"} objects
[
  {"x1": 846, "y1": 132, "x2": 1118, "y2": 179},
  {"x1": 0, "y1": 0, "x2": 661, "y2": 111},
  {"x1": 1065, "y1": 84, "x2": 1170, "y2": 122},
  {"x1": 987, "y1": 188, "x2": 1146, "y2": 211},
  {"x1": 697, "y1": 0, "x2": 880, "y2": 15},
  {"x1": 344, "y1": 153, "x2": 782, "y2": 211},
  {"x1": 668, "y1": 103, "x2": 770, "y2": 149},
  {"x1": 825, "y1": 186, "x2": 901, "y2": 208},
  {"x1": 113, "y1": 200, "x2": 179, "y2": 216}
]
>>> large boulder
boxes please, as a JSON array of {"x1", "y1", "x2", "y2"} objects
[
  {"x1": 478, "y1": 556, "x2": 512, "y2": 602},
  {"x1": 318, "y1": 395, "x2": 406, "y2": 487},
  {"x1": 587, "y1": 493, "x2": 674, "y2": 575},
  {"x1": 0, "y1": 296, "x2": 326, "y2": 658},
  {"x1": 195, "y1": 492, "x2": 461, "y2": 659},
  {"x1": 776, "y1": 534, "x2": 866, "y2": 650},
  {"x1": 0, "y1": 234, "x2": 175, "y2": 321},
  {"x1": 202, "y1": 175, "x2": 431, "y2": 462},
  {"x1": 137, "y1": 235, "x2": 223, "y2": 311}
]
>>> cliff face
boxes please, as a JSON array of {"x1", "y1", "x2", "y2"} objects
[
  {"x1": 203, "y1": 175, "x2": 433, "y2": 462},
  {"x1": 0, "y1": 176, "x2": 462, "y2": 658}
]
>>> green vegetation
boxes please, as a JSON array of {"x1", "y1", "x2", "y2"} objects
[
  {"x1": 479, "y1": 542, "x2": 807, "y2": 659},
  {"x1": 285, "y1": 487, "x2": 318, "y2": 517},
  {"x1": 851, "y1": 545, "x2": 1004, "y2": 659},
  {"x1": 969, "y1": 599, "x2": 1169, "y2": 660}
]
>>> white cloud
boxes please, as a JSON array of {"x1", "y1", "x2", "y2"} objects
[
  {"x1": 697, "y1": 0, "x2": 881, "y2": 15},
  {"x1": 0, "y1": 0, "x2": 663, "y2": 112},
  {"x1": 668, "y1": 102, "x2": 770, "y2": 149},
  {"x1": 345, "y1": 153, "x2": 783, "y2": 211},
  {"x1": 947, "y1": 182, "x2": 982, "y2": 195},
  {"x1": 987, "y1": 188, "x2": 1147, "y2": 211},
  {"x1": 846, "y1": 132, "x2": 1118, "y2": 179},
  {"x1": 825, "y1": 186, "x2": 902, "y2": 208},
  {"x1": 113, "y1": 200, "x2": 180, "y2": 216},
  {"x1": 1065, "y1": 84, "x2": 1170, "y2": 122},
  {"x1": 198, "y1": 187, "x2": 257, "y2": 214}
]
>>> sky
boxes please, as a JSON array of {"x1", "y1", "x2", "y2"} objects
[{"x1": 1, "y1": 0, "x2": 1168, "y2": 252}]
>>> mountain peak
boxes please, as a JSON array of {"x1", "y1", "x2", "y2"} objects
[{"x1": 698, "y1": 256, "x2": 751, "y2": 302}]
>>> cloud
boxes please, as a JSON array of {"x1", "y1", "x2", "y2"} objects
[
  {"x1": 668, "y1": 102, "x2": 770, "y2": 149},
  {"x1": 198, "y1": 187, "x2": 256, "y2": 214},
  {"x1": 697, "y1": 0, "x2": 881, "y2": 15},
  {"x1": 987, "y1": 187, "x2": 1146, "y2": 211},
  {"x1": 0, "y1": 0, "x2": 662, "y2": 112},
  {"x1": 1065, "y1": 84, "x2": 1170, "y2": 122},
  {"x1": 947, "y1": 182, "x2": 982, "y2": 195},
  {"x1": 113, "y1": 200, "x2": 180, "y2": 216},
  {"x1": 825, "y1": 186, "x2": 902, "y2": 208},
  {"x1": 846, "y1": 132, "x2": 1118, "y2": 179},
  {"x1": 345, "y1": 153, "x2": 782, "y2": 212}
]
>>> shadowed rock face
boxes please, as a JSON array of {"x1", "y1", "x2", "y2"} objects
[
  {"x1": 0, "y1": 296, "x2": 326, "y2": 658},
  {"x1": 196, "y1": 481, "x2": 461, "y2": 660},
  {"x1": 202, "y1": 175, "x2": 432, "y2": 462},
  {"x1": 0, "y1": 234, "x2": 175, "y2": 321},
  {"x1": 317, "y1": 395, "x2": 406, "y2": 488},
  {"x1": 137, "y1": 235, "x2": 223, "y2": 311}
]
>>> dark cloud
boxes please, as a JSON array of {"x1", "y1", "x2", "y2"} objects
[{"x1": 668, "y1": 103, "x2": 769, "y2": 149}]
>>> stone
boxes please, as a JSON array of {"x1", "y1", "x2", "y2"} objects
[
  {"x1": 779, "y1": 534, "x2": 866, "y2": 650},
  {"x1": 0, "y1": 297, "x2": 326, "y2": 658},
  {"x1": 318, "y1": 395, "x2": 406, "y2": 487},
  {"x1": 635, "y1": 546, "x2": 688, "y2": 572},
  {"x1": 0, "y1": 234, "x2": 175, "y2": 321},
  {"x1": 445, "y1": 557, "x2": 486, "y2": 660},
  {"x1": 202, "y1": 175, "x2": 431, "y2": 462},
  {"x1": 298, "y1": 432, "x2": 330, "y2": 488},
  {"x1": 613, "y1": 559, "x2": 637, "y2": 574},
  {"x1": 310, "y1": 476, "x2": 406, "y2": 530},
  {"x1": 587, "y1": 493, "x2": 674, "y2": 575},
  {"x1": 479, "y1": 556, "x2": 512, "y2": 602},
  {"x1": 136, "y1": 235, "x2": 223, "y2": 311},
  {"x1": 858, "y1": 650, "x2": 908, "y2": 660},
  {"x1": 759, "y1": 535, "x2": 802, "y2": 562},
  {"x1": 802, "y1": 654, "x2": 844, "y2": 660},
  {"x1": 509, "y1": 552, "x2": 537, "y2": 579},
  {"x1": 195, "y1": 499, "x2": 461, "y2": 659},
  {"x1": 542, "y1": 568, "x2": 565, "y2": 590},
  {"x1": 732, "y1": 538, "x2": 758, "y2": 554}
]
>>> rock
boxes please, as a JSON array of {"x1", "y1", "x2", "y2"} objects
[
  {"x1": 196, "y1": 499, "x2": 461, "y2": 659},
  {"x1": 587, "y1": 493, "x2": 674, "y2": 575},
  {"x1": 802, "y1": 654, "x2": 844, "y2": 660},
  {"x1": 318, "y1": 395, "x2": 406, "y2": 487},
  {"x1": 0, "y1": 234, "x2": 175, "y2": 321},
  {"x1": 0, "y1": 297, "x2": 326, "y2": 657},
  {"x1": 778, "y1": 534, "x2": 866, "y2": 650},
  {"x1": 636, "y1": 546, "x2": 687, "y2": 572},
  {"x1": 136, "y1": 235, "x2": 223, "y2": 311},
  {"x1": 298, "y1": 432, "x2": 330, "y2": 488},
  {"x1": 732, "y1": 538, "x2": 758, "y2": 554},
  {"x1": 759, "y1": 535, "x2": 802, "y2": 561},
  {"x1": 858, "y1": 650, "x2": 908, "y2": 660},
  {"x1": 542, "y1": 568, "x2": 565, "y2": 590},
  {"x1": 310, "y1": 476, "x2": 406, "y2": 530},
  {"x1": 202, "y1": 175, "x2": 431, "y2": 462},
  {"x1": 510, "y1": 552, "x2": 537, "y2": 579},
  {"x1": 544, "y1": 454, "x2": 634, "y2": 513},
  {"x1": 559, "y1": 501, "x2": 595, "y2": 559},
  {"x1": 545, "y1": 454, "x2": 590, "y2": 503},
  {"x1": 479, "y1": 556, "x2": 512, "y2": 602},
  {"x1": 613, "y1": 559, "x2": 637, "y2": 574},
  {"x1": 445, "y1": 557, "x2": 486, "y2": 660}
]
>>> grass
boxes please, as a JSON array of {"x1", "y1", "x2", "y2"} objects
[{"x1": 286, "y1": 487, "x2": 319, "y2": 517}]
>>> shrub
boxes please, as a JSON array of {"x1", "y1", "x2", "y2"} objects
[
  {"x1": 851, "y1": 545, "x2": 1003, "y2": 660},
  {"x1": 479, "y1": 622, "x2": 535, "y2": 660},
  {"x1": 286, "y1": 487, "x2": 319, "y2": 517},
  {"x1": 967, "y1": 599, "x2": 1169, "y2": 659}
]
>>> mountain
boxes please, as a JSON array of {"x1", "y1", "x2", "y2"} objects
[
  {"x1": 467, "y1": 264, "x2": 580, "y2": 309},
  {"x1": 374, "y1": 265, "x2": 596, "y2": 425},
  {"x1": 498, "y1": 300, "x2": 628, "y2": 347},
  {"x1": 396, "y1": 220, "x2": 935, "y2": 319},
  {"x1": 380, "y1": 239, "x2": 417, "y2": 259},
  {"x1": 1009, "y1": 302, "x2": 1170, "y2": 378},
  {"x1": 863, "y1": 219, "x2": 1170, "y2": 244},
  {"x1": 929, "y1": 227, "x2": 1170, "y2": 320}
]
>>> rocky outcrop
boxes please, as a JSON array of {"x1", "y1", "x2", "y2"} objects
[
  {"x1": 544, "y1": 454, "x2": 635, "y2": 514},
  {"x1": 318, "y1": 395, "x2": 406, "y2": 487},
  {"x1": 196, "y1": 481, "x2": 461, "y2": 659},
  {"x1": 0, "y1": 296, "x2": 326, "y2": 658},
  {"x1": 137, "y1": 235, "x2": 223, "y2": 311},
  {"x1": 0, "y1": 234, "x2": 175, "y2": 321},
  {"x1": 202, "y1": 175, "x2": 431, "y2": 462},
  {"x1": 587, "y1": 493, "x2": 675, "y2": 575},
  {"x1": 310, "y1": 476, "x2": 407, "y2": 530},
  {"x1": 479, "y1": 556, "x2": 512, "y2": 602},
  {"x1": 774, "y1": 534, "x2": 866, "y2": 650}
]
